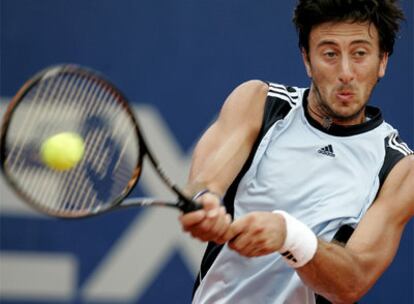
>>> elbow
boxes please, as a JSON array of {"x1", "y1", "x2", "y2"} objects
[
  {"x1": 333, "y1": 292, "x2": 363, "y2": 304},
  {"x1": 324, "y1": 292, "x2": 360, "y2": 304},
  {"x1": 320, "y1": 276, "x2": 370, "y2": 304}
]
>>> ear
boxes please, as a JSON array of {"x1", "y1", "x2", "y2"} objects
[
  {"x1": 301, "y1": 48, "x2": 312, "y2": 78},
  {"x1": 378, "y1": 52, "x2": 389, "y2": 78}
]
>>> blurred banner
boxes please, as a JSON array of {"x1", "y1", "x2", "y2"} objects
[{"x1": 1, "y1": 1, "x2": 412, "y2": 303}]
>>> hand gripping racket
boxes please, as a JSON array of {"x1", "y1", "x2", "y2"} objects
[{"x1": 0, "y1": 64, "x2": 201, "y2": 218}]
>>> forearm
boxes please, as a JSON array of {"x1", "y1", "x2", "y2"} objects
[
  {"x1": 297, "y1": 158, "x2": 414, "y2": 303},
  {"x1": 271, "y1": 212, "x2": 382, "y2": 303},
  {"x1": 297, "y1": 220, "x2": 403, "y2": 303},
  {"x1": 225, "y1": 210, "x2": 395, "y2": 303},
  {"x1": 297, "y1": 240, "x2": 367, "y2": 303}
]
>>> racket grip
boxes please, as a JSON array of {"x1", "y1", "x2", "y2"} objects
[{"x1": 177, "y1": 198, "x2": 203, "y2": 213}]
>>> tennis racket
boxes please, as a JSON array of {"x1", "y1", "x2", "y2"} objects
[{"x1": 0, "y1": 64, "x2": 201, "y2": 218}]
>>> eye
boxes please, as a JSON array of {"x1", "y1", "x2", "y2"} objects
[
  {"x1": 354, "y1": 50, "x2": 367, "y2": 57},
  {"x1": 323, "y1": 51, "x2": 337, "y2": 58}
]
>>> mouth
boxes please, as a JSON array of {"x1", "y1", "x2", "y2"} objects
[{"x1": 336, "y1": 91, "x2": 355, "y2": 102}]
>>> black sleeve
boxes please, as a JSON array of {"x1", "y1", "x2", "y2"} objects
[{"x1": 379, "y1": 133, "x2": 413, "y2": 187}]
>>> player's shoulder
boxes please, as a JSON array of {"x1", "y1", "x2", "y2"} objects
[
  {"x1": 232, "y1": 80, "x2": 304, "y2": 99},
  {"x1": 219, "y1": 80, "x2": 268, "y2": 132},
  {"x1": 223, "y1": 80, "x2": 305, "y2": 126},
  {"x1": 233, "y1": 79, "x2": 269, "y2": 97},
  {"x1": 223, "y1": 80, "x2": 269, "y2": 114}
]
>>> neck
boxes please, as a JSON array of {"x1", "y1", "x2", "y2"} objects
[
  {"x1": 307, "y1": 104, "x2": 334, "y2": 129},
  {"x1": 307, "y1": 89, "x2": 365, "y2": 128}
]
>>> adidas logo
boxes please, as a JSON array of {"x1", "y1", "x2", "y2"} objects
[{"x1": 318, "y1": 144, "x2": 335, "y2": 157}]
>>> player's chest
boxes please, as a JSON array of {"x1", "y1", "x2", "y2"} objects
[{"x1": 237, "y1": 119, "x2": 384, "y2": 211}]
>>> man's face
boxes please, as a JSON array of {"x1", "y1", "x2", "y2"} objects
[{"x1": 303, "y1": 21, "x2": 388, "y2": 124}]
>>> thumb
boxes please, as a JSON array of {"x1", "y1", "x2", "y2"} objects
[{"x1": 221, "y1": 217, "x2": 245, "y2": 242}]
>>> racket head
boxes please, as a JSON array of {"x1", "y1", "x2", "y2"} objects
[{"x1": 0, "y1": 64, "x2": 145, "y2": 218}]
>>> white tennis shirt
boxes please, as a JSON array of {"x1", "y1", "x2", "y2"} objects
[{"x1": 193, "y1": 83, "x2": 412, "y2": 304}]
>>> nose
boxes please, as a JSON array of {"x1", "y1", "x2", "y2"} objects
[{"x1": 338, "y1": 56, "x2": 354, "y2": 84}]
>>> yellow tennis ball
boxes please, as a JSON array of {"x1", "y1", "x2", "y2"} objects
[{"x1": 40, "y1": 132, "x2": 85, "y2": 171}]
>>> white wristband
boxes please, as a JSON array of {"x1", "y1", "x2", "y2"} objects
[{"x1": 273, "y1": 210, "x2": 318, "y2": 268}]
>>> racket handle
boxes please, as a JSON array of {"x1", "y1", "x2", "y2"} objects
[{"x1": 177, "y1": 198, "x2": 203, "y2": 213}]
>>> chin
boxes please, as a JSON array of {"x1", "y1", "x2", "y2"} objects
[{"x1": 332, "y1": 106, "x2": 365, "y2": 122}]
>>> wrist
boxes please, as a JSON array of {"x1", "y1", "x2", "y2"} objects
[
  {"x1": 273, "y1": 210, "x2": 318, "y2": 268},
  {"x1": 191, "y1": 188, "x2": 223, "y2": 203}
]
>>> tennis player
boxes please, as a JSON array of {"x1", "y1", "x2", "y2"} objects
[{"x1": 179, "y1": 0, "x2": 413, "y2": 303}]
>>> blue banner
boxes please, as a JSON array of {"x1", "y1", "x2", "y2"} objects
[{"x1": 1, "y1": 1, "x2": 412, "y2": 303}]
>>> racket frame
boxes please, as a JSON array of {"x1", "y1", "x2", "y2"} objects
[{"x1": 0, "y1": 64, "x2": 200, "y2": 218}]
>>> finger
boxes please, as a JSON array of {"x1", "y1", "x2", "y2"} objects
[
  {"x1": 214, "y1": 213, "x2": 233, "y2": 244},
  {"x1": 228, "y1": 231, "x2": 253, "y2": 253},
  {"x1": 187, "y1": 212, "x2": 223, "y2": 241},
  {"x1": 208, "y1": 207, "x2": 231, "y2": 243},
  {"x1": 181, "y1": 191, "x2": 226, "y2": 242},
  {"x1": 242, "y1": 240, "x2": 268, "y2": 257},
  {"x1": 194, "y1": 207, "x2": 229, "y2": 241},
  {"x1": 181, "y1": 192, "x2": 220, "y2": 227},
  {"x1": 179, "y1": 209, "x2": 206, "y2": 230},
  {"x1": 221, "y1": 217, "x2": 246, "y2": 241},
  {"x1": 205, "y1": 206, "x2": 225, "y2": 234}
]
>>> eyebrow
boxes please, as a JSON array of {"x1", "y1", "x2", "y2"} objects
[{"x1": 316, "y1": 39, "x2": 374, "y2": 48}]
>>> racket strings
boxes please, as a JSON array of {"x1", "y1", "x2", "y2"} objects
[
  {"x1": 4, "y1": 68, "x2": 140, "y2": 216},
  {"x1": 107, "y1": 94, "x2": 141, "y2": 195},
  {"x1": 8, "y1": 73, "x2": 85, "y2": 212},
  {"x1": 55, "y1": 77, "x2": 130, "y2": 213},
  {"x1": 41, "y1": 74, "x2": 99, "y2": 213},
  {"x1": 34, "y1": 74, "x2": 93, "y2": 201},
  {"x1": 69, "y1": 80, "x2": 139, "y2": 213},
  {"x1": 7, "y1": 72, "x2": 64, "y2": 171},
  {"x1": 61, "y1": 78, "x2": 115, "y2": 212},
  {"x1": 7, "y1": 73, "x2": 76, "y2": 205}
]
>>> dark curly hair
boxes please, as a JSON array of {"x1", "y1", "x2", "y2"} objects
[{"x1": 293, "y1": 0, "x2": 405, "y2": 56}]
